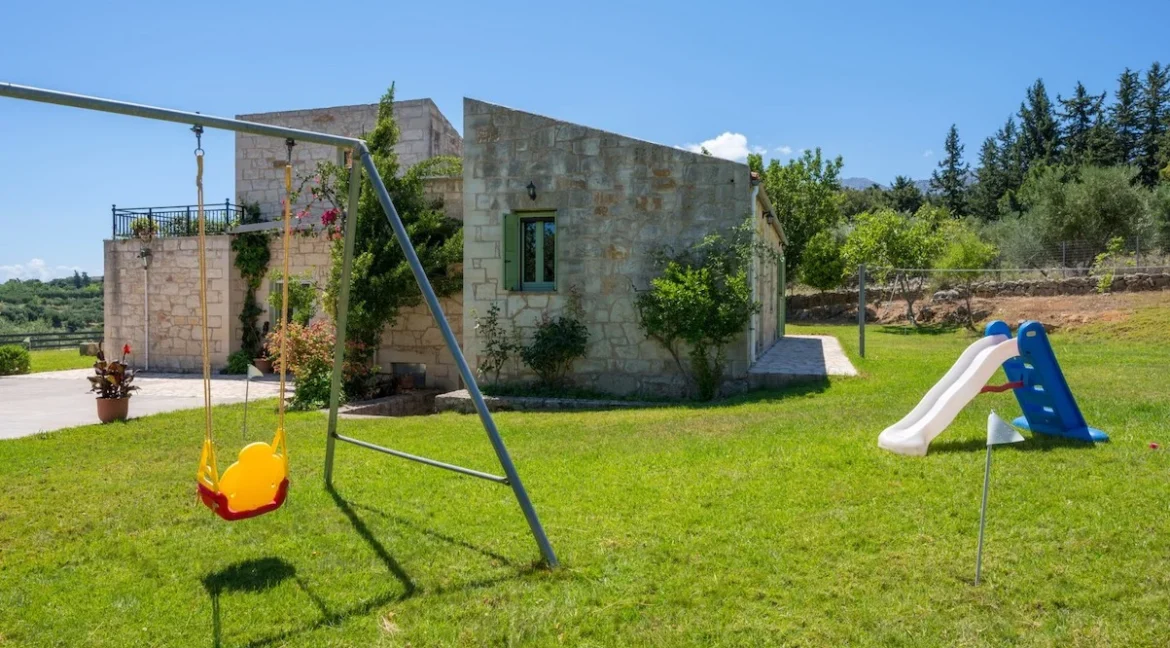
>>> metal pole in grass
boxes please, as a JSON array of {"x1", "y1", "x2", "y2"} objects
[
  {"x1": 976, "y1": 411, "x2": 1026, "y2": 585},
  {"x1": 858, "y1": 264, "x2": 866, "y2": 358},
  {"x1": 357, "y1": 144, "x2": 559, "y2": 568}
]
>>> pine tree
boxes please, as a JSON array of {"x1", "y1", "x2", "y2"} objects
[
  {"x1": 1018, "y1": 79, "x2": 1060, "y2": 167},
  {"x1": 1137, "y1": 62, "x2": 1170, "y2": 186},
  {"x1": 887, "y1": 175, "x2": 924, "y2": 214},
  {"x1": 996, "y1": 117, "x2": 1025, "y2": 188},
  {"x1": 1057, "y1": 81, "x2": 1106, "y2": 165},
  {"x1": 72, "y1": 271, "x2": 82, "y2": 289},
  {"x1": 1109, "y1": 68, "x2": 1142, "y2": 165},
  {"x1": 930, "y1": 124, "x2": 969, "y2": 217},
  {"x1": 969, "y1": 136, "x2": 1004, "y2": 220}
]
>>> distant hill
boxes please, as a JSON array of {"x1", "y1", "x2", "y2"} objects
[
  {"x1": 0, "y1": 275, "x2": 103, "y2": 334},
  {"x1": 842, "y1": 177, "x2": 968, "y2": 195},
  {"x1": 841, "y1": 177, "x2": 884, "y2": 190}
]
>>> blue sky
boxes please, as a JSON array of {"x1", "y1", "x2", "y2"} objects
[{"x1": 1, "y1": 0, "x2": 1167, "y2": 279}]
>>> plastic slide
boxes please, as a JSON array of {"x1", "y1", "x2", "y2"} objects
[
  {"x1": 878, "y1": 335, "x2": 1021, "y2": 456},
  {"x1": 879, "y1": 320, "x2": 1107, "y2": 457}
]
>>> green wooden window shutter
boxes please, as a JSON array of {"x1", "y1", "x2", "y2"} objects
[{"x1": 503, "y1": 212, "x2": 520, "y2": 291}]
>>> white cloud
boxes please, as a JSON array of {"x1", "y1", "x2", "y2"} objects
[
  {"x1": 923, "y1": 149, "x2": 934, "y2": 158},
  {"x1": 0, "y1": 258, "x2": 83, "y2": 282},
  {"x1": 682, "y1": 132, "x2": 757, "y2": 162},
  {"x1": 776, "y1": 145, "x2": 793, "y2": 156}
]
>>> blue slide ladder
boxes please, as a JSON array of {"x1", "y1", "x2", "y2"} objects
[{"x1": 984, "y1": 320, "x2": 1107, "y2": 443}]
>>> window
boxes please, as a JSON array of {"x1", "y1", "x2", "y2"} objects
[
  {"x1": 503, "y1": 212, "x2": 556, "y2": 291},
  {"x1": 267, "y1": 277, "x2": 313, "y2": 326}
]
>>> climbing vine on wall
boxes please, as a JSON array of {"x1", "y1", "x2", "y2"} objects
[{"x1": 230, "y1": 202, "x2": 271, "y2": 359}]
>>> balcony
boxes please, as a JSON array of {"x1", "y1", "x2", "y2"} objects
[{"x1": 111, "y1": 201, "x2": 251, "y2": 240}]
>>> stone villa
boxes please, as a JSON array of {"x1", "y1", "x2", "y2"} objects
[{"x1": 103, "y1": 95, "x2": 786, "y2": 397}]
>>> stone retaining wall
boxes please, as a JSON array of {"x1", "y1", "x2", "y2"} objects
[{"x1": 789, "y1": 273, "x2": 1170, "y2": 311}]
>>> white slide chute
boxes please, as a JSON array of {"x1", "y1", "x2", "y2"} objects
[{"x1": 878, "y1": 334, "x2": 1021, "y2": 456}]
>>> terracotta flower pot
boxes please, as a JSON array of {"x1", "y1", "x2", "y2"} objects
[
  {"x1": 96, "y1": 397, "x2": 130, "y2": 423},
  {"x1": 253, "y1": 359, "x2": 273, "y2": 374}
]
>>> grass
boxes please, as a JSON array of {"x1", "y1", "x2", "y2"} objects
[
  {"x1": 2, "y1": 312, "x2": 1169, "y2": 646},
  {"x1": 28, "y1": 348, "x2": 94, "y2": 373}
]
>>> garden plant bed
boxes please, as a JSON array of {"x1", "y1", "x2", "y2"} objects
[{"x1": 435, "y1": 388, "x2": 669, "y2": 414}]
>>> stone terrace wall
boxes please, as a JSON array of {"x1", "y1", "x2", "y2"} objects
[
  {"x1": 379, "y1": 297, "x2": 464, "y2": 391},
  {"x1": 788, "y1": 273, "x2": 1170, "y2": 312},
  {"x1": 105, "y1": 238, "x2": 233, "y2": 371},
  {"x1": 461, "y1": 98, "x2": 756, "y2": 397},
  {"x1": 236, "y1": 99, "x2": 462, "y2": 219}
]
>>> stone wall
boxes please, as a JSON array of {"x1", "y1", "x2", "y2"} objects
[
  {"x1": 461, "y1": 98, "x2": 772, "y2": 397},
  {"x1": 235, "y1": 99, "x2": 462, "y2": 219},
  {"x1": 378, "y1": 297, "x2": 463, "y2": 391},
  {"x1": 104, "y1": 238, "x2": 233, "y2": 371},
  {"x1": 422, "y1": 176, "x2": 464, "y2": 221},
  {"x1": 105, "y1": 233, "x2": 463, "y2": 385}
]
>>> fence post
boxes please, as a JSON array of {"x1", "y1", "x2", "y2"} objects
[
  {"x1": 186, "y1": 206, "x2": 191, "y2": 236},
  {"x1": 147, "y1": 208, "x2": 154, "y2": 238},
  {"x1": 225, "y1": 199, "x2": 231, "y2": 228},
  {"x1": 111, "y1": 204, "x2": 117, "y2": 239},
  {"x1": 1136, "y1": 235, "x2": 1141, "y2": 266},
  {"x1": 1061, "y1": 241, "x2": 1067, "y2": 277},
  {"x1": 858, "y1": 263, "x2": 866, "y2": 359}
]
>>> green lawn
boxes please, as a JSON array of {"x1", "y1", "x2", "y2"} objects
[
  {"x1": 28, "y1": 348, "x2": 94, "y2": 373},
  {"x1": 2, "y1": 316, "x2": 1169, "y2": 647}
]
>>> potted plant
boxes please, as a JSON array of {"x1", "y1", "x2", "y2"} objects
[
  {"x1": 89, "y1": 344, "x2": 139, "y2": 423},
  {"x1": 253, "y1": 322, "x2": 274, "y2": 374}
]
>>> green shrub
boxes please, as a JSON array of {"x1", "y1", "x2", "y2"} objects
[
  {"x1": 474, "y1": 303, "x2": 514, "y2": 385},
  {"x1": 636, "y1": 222, "x2": 761, "y2": 400},
  {"x1": 0, "y1": 345, "x2": 31, "y2": 375},
  {"x1": 520, "y1": 289, "x2": 589, "y2": 387},
  {"x1": 222, "y1": 350, "x2": 251, "y2": 375},
  {"x1": 799, "y1": 230, "x2": 845, "y2": 291},
  {"x1": 267, "y1": 321, "x2": 335, "y2": 410}
]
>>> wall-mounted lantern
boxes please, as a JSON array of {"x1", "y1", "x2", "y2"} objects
[{"x1": 527, "y1": 181, "x2": 537, "y2": 201}]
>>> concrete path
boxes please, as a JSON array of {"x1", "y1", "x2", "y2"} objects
[
  {"x1": 749, "y1": 335, "x2": 858, "y2": 388},
  {"x1": 0, "y1": 370, "x2": 284, "y2": 440}
]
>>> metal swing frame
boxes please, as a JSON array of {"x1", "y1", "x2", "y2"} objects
[{"x1": 0, "y1": 82, "x2": 558, "y2": 568}]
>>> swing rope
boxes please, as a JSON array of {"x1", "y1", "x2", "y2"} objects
[
  {"x1": 194, "y1": 126, "x2": 219, "y2": 492},
  {"x1": 277, "y1": 139, "x2": 294, "y2": 435}
]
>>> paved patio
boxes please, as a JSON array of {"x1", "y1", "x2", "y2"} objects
[
  {"x1": 0, "y1": 370, "x2": 283, "y2": 440},
  {"x1": 749, "y1": 335, "x2": 858, "y2": 388}
]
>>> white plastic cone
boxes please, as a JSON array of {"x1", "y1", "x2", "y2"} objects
[{"x1": 987, "y1": 410, "x2": 1026, "y2": 446}]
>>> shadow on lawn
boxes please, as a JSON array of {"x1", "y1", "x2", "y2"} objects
[
  {"x1": 231, "y1": 487, "x2": 538, "y2": 648},
  {"x1": 930, "y1": 434, "x2": 1099, "y2": 454}
]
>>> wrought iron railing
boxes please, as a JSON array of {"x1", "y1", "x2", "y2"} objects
[{"x1": 111, "y1": 201, "x2": 249, "y2": 240}]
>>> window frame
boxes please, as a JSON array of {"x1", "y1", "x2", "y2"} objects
[{"x1": 504, "y1": 211, "x2": 558, "y2": 293}]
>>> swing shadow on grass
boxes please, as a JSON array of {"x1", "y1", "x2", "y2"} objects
[{"x1": 225, "y1": 486, "x2": 538, "y2": 648}]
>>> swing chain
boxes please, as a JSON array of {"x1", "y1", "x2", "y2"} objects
[{"x1": 192, "y1": 125, "x2": 204, "y2": 155}]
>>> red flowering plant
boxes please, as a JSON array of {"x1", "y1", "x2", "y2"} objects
[
  {"x1": 89, "y1": 344, "x2": 139, "y2": 399},
  {"x1": 286, "y1": 165, "x2": 348, "y2": 240}
]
